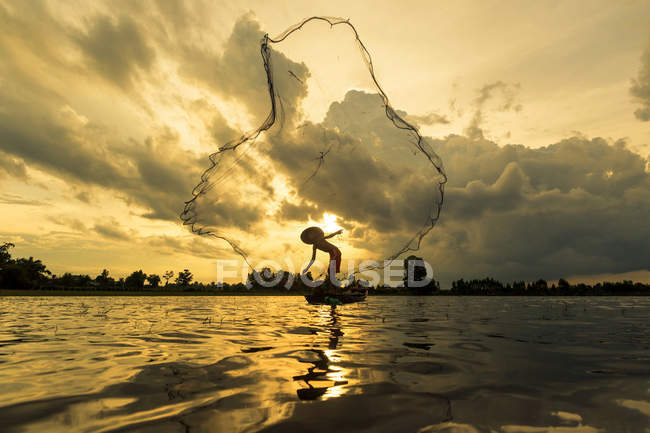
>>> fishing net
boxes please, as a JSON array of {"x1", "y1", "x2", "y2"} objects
[{"x1": 181, "y1": 17, "x2": 447, "y2": 275}]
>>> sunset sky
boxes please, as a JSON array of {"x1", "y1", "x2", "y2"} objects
[{"x1": 1, "y1": 0, "x2": 649, "y2": 286}]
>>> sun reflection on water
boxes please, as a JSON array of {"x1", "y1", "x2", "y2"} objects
[{"x1": 293, "y1": 305, "x2": 355, "y2": 401}]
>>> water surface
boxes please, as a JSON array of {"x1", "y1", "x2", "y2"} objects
[{"x1": 1, "y1": 296, "x2": 648, "y2": 432}]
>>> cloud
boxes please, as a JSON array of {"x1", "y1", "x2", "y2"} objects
[
  {"x1": 0, "y1": 11, "x2": 293, "y2": 236},
  {"x1": 0, "y1": 89, "x2": 122, "y2": 186},
  {"x1": 314, "y1": 91, "x2": 650, "y2": 284},
  {"x1": 193, "y1": 83, "x2": 648, "y2": 284},
  {"x1": 145, "y1": 234, "x2": 230, "y2": 260},
  {"x1": 630, "y1": 40, "x2": 650, "y2": 121},
  {"x1": 0, "y1": 151, "x2": 27, "y2": 180},
  {"x1": 278, "y1": 199, "x2": 319, "y2": 222},
  {"x1": 47, "y1": 215, "x2": 87, "y2": 232},
  {"x1": 75, "y1": 191, "x2": 91, "y2": 203},
  {"x1": 444, "y1": 161, "x2": 531, "y2": 220},
  {"x1": 429, "y1": 134, "x2": 650, "y2": 283},
  {"x1": 189, "y1": 99, "x2": 239, "y2": 145},
  {"x1": 0, "y1": 193, "x2": 45, "y2": 206},
  {"x1": 465, "y1": 81, "x2": 522, "y2": 140},
  {"x1": 178, "y1": 13, "x2": 310, "y2": 124},
  {"x1": 0, "y1": 5, "x2": 648, "y2": 285},
  {"x1": 73, "y1": 14, "x2": 156, "y2": 89},
  {"x1": 0, "y1": 2, "x2": 68, "y2": 68},
  {"x1": 406, "y1": 112, "x2": 450, "y2": 126},
  {"x1": 0, "y1": 92, "x2": 193, "y2": 221},
  {"x1": 93, "y1": 219, "x2": 132, "y2": 241}
]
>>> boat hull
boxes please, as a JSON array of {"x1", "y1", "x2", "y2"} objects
[{"x1": 305, "y1": 292, "x2": 367, "y2": 305}]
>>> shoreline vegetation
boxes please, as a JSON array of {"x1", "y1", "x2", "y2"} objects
[{"x1": 1, "y1": 243, "x2": 649, "y2": 296}]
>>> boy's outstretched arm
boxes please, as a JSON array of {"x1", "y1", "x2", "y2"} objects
[{"x1": 324, "y1": 229, "x2": 343, "y2": 239}]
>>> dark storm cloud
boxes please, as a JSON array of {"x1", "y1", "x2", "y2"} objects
[
  {"x1": 0, "y1": 11, "x2": 280, "y2": 230},
  {"x1": 433, "y1": 135, "x2": 650, "y2": 282},
  {"x1": 443, "y1": 162, "x2": 530, "y2": 220},
  {"x1": 265, "y1": 122, "x2": 407, "y2": 233},
  {"x1": 319, "y1": 90, "x2": 650, "y2": 283},
  {"x1": 630, "y1": 40, "x2": 650, "y2": 121},
  {"x1": 179, "y1": 13, "x2": 309, "y2": 123},
  {"x1": 0, "y1": 91, "x2": 124, "y2": 187},
  {"x1": 0, "y1": 87, "x2": 259, "y2": 226},
  {"x1": 116, "y1": 129, "x2": 203, "y2": 221},
  {"x1": 123, "y1": 128, "x2": 265, "y2": 229},
  {"x1": 0, "y1": 7, "x2": 263, "y2": 228},
  {"x1": 74, "y1": 14, "x2": 156, "y2": 89}
]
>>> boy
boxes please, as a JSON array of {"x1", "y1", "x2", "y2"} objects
[{"x1": 301, "y1": 226, "x2": 343, "y2": 290}]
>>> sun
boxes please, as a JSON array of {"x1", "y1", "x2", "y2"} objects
[{"x1": 321, "y1": 213, "x2": 342, "y2": 233}]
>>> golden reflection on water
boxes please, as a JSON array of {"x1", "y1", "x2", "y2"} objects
[
  {"x1": 293, "y1": 306, "x2": 355, "y2": 401},
  {"x1": 1, "y1": 296, "x2": 649, "y2": 433}
]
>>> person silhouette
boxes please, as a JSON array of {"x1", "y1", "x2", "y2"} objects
[{"x1": 301, "y1": 226, "x2": 342, "y2": 288}]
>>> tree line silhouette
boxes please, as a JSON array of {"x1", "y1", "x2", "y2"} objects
[
  {"x1": 450, "y1": 277, "x2": 650, "y2": 296},
  {"x1": 1, "y1": 243, "x2": 649, "y2": 295}
]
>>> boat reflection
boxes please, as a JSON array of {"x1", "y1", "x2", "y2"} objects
[{"x1": 292, "y1": 306, "x2": 349, "y2": 400}]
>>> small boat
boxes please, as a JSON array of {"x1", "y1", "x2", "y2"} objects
[{"x1": 305, "y1": 290, "x2": 367, "y2": 305}]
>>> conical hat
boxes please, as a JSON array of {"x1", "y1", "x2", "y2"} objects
[{"x1": 300, "y1": 226, "x2": 324, "y2": 244}]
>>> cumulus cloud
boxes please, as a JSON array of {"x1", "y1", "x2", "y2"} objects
[
  {"x1": 267, "y1": 121, "x2": 437, "y2": 238},
  {"x1": 176, "y1": 68, "x2": 649, "y2": 283},
  {"x1": 630, "y1": 40, "x2": 650, "y2": 121},
  {"x1": 320, "y1": 91, "x2": 650, "y2": 283},
  {"x1": 435, "y1": 135, "x2": 650, "y2": 283}
]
